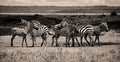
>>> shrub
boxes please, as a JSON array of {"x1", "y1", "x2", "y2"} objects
[{"x1": 110, "y1": 11, "x2": 117, "y2": 17}]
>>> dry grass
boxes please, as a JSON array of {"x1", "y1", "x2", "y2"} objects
[{"x1": 0, "y1": 30, "x2": 120, "y2": 62}]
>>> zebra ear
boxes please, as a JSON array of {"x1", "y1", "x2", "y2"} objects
[
  {"x1": 21, "y1": 19, "x2": 23, "y2": 21},
  {"x1": 21, "y1": 19, "x2": 25, "y2": 22}
]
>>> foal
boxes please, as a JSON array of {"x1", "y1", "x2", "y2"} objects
[
  {"x1": 83, "y1": 23, "x2": 109, "y2": 46},
  {"x1": 29, "y1": 20, "x2": 50, "y2": 47},
  {"x1": 92, "y1": 23, "x2": 109, "y2": 46},
  {"x1": 51, "y1": 24, "x2": 80, "y2": 47},
  {"x1": 11, "y1": 19, "x2": 38, "y2": 47}
]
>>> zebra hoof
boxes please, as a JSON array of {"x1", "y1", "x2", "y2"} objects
[
  {"x1": 11, "y1": 44, "x2": 14, "y2": 47},
  {"x1": 66, "y1": 45, "x2": 68, "y2": 47},
  {"x1": 51, "y1": 45, "x2": 53, "y2": 47},
  {"x1": 71, "y1": 46, "x2": 74, "y2": 47},
  {"x1": 71, "y1": 45, "x2": 75, "y2": 47},
  {"x1": 11, "y1": 45, "x2": 14, "y2": 47},
  {"x1": 91, "y1": 44, "x2": 94, "y2": 47},
  {"x1": 41, "y1": 45, "x2": 43, "y2": 47},
  {"x1": 98, "y1": 44, "x2": 101, "y2": 46},
  {"x1": 88, "y1": 43, "x2": 91, "y2": 46},
  {"x1": 66, "y1": 45, "x2": 70, "y2": 47},
  {"x1": 81, "y1": 44, "x2": 84, "y2": 46},
  {"x1": 78, "y1": 44, "x2": 80, "y2": 46},
  {"x1": 56, "y1": 44, "x2": 59, "y2": 47},
  {"x1": 65, "y1": 43, "x2": 69, "y2": 47},
  {"x1": 31, "y1": 45, "x2": 34, "y2": 47}
]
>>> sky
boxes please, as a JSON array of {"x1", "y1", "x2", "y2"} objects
[{"x1": 0, "y1": 0, "x2": 120, "y2": 6}]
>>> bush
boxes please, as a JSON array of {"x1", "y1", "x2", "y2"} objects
[{"x1": 110, "y1": 11, "x2": 117, "y2": 17}]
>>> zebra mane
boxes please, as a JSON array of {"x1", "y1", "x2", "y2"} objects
[
  {"x1": 99, "y1": 22, "x2": 108, "y2": 31},
  {"x1": 31, "y1": 20, "x2": 40, "y2": 24}
]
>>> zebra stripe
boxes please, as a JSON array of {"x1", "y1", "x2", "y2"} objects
[
  {"x1": 77, "y1": 25, "x2": 93, "y2": 35},
  {"x1": 39, "y1": 25, "x2": 49, "y2": 32},
  {"x1": 31, "y1": 20, "x2": 48, "y2": 32}
]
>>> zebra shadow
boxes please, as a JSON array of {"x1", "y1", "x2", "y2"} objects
[
  {"x1": 63, "y1": 42, "x2": 120, "y2": 47},
  {"x1": 87, "y1": 42, "x2": 120, "y2": 47},
  {"x1": 5, "y1": 45, "x2": 35, "y2": 48},
  {"x1": 5, "y1": 42, "x2": 120, "y2": 47},
  {"x1": 96, "y1": 42, "x2": 120, "y2": 46}
]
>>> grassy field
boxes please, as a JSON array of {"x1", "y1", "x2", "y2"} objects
[
  {"x1": 0, "y1": 30, "x2": 120, "y2": 62},
  {"x1": 0, "y1": 13, "x2": 120, "y2": 62}
]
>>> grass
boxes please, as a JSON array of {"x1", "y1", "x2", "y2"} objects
[
  {"x1": 0, "y1": 14, "x2": 120, "y2": 62},
  {"x1": 0, "y1": 30, "x2": 120, "y2": 62},
  {"x1": 0, "y1": 46, "x2": 120, "y2": 62}
]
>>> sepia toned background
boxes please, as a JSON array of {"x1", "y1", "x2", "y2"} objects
[
  {"x1": 0, "y1": 0, "x2": 120, "y2": 62},
  {"x1": 0, "y1": 0, "x2": 120, "y2": 6}
]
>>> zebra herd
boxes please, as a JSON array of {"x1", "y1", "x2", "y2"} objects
[{"x1": 10, "y1": 18, "x2": 109, "y2": 47}]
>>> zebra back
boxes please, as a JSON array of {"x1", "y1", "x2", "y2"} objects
[
  {"x1": 76, "y1": 25, "x2": 93, "y2": 35},
  {"x1": 39, "y1": 25, "x2": 49, "y2": 32}
]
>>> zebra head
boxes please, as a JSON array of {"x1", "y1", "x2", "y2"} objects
[
  {"x1": 53, "y1": 24, "x2": 63, "y2": 30},
  {"x1": 30, "y1": 20, "x2": 40, "y2": 30},
  {"x1": 60, "y1": 19, "x2": 69, "y2": 27},
  {"x1": 20, "y1": 19, "x2": 28, "y2": 25},
  {"x1": 99, "y1": 23, "x2": 109, "y2": 32}
]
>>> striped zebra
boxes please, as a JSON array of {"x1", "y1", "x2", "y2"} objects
[
  {"x1": 75, "y1": 24, "x2": 94, "y2": 46},
  {"x1": 11, "y1": 19, "x2": 38, "y2": 47},
  {"x1": 92, "y1": 23, "x2": 108, "y2": 46},
  {"x1": 50, "y1": 23, "x2": 80, "y2": 47},
  {"x1": 29, "y1": 20, "x2": 51, "y2": 47},
  {"x1": 75, "y1": 23, "x2": 109, "y2": 46}
]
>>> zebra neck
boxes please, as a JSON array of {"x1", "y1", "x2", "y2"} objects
[
  {"x1": 99, "y1": 25, "x2": 103, "y2": 32},
  {"x1": 24, "y1": 22, "x2": 31, "y2": 33},
  {"x1": 39, "y1": 24, "x2": 43, "y2": 27}
]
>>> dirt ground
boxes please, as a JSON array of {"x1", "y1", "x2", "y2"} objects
[{"x1": 0, "y1": 30, "x2": 120, "y2": 62}]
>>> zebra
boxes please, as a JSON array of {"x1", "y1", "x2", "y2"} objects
[
  {"x1": 75, "y1": 23, "x2": 109, "y2": 46},
  {"x1": 10, "y1": 19, "x2": 38, "y2": 47},
  {"x1": 50, "y1": 23, "x2": 80, "y2": 47},
  {"x1": 75, "y1": 24, "x2": 94, "y2": 46},
  {"x1": 92, "y1": 23, "x2": 109, "y2": 46},
  {"x1": 29, "y1": 20, "x2": 51, "y2": 47}
]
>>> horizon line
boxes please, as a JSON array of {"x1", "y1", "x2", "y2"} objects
[{"x1": 0, "y1": 5, "x2": 120, "y2": 7}]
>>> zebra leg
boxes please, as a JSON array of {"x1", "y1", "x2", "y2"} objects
[
  {"x1": 67, "y1": 36, "x2": 72, "y2": 47},
  {"x1": 24, "y1": 35, "x2": 28, "y2": 47},
  {"x1": 94, "y1": 34, "x2": 98, "y2": 44},
  {"x1": 65, "y1": 36, "x2": 68, "y2": 47},
  {"x1": 88, "y1": 35, "x2": 94, "y2": 47},
  {"x1": 31, "y1": 36, "x2": 35, "y2": 47},
  {"x1": 41, "y1": 39, "x2": 44, "y2": 47},
  {"x1": 22, "y1": 36, "x2": 25, "y2": 47},
  {"x1": 97, "y1": 35, "x2": 100, "y2": 46},
  {"x1": 51, "y1": 35, "x2": 55, "y2": 46},
  {"x1": 41, "y1": 33, "x2": 46, "y2": 47},
  {"x1": 71, "y1": 35, "x2": 75, "y2": 47},
  {"x1": 94, "y1": 36, "x2": 97, "y2": 44},
  {"x1": 75, "y1": 36, "x2": 80, "y2": 46},
  {"x1": 11, "y1": 34, "x2": 16, "y2": 47},
  {"x1": 66, "y1": 34, "x2": 71, "y2": 47},
  {"x1": 34, "y1": 38, "x2": 36, "y2": 46},
  {"x1": 44, "y1": 36, "x2": 47, "y2": 46},
  {"x1": 55, "y1": 34, "x2": 60, "y2": 47},
  {"x1": 41, "y1": 33, "x2": 47, "y2": 47},
  {"x1": 80, "y1": 36, "x2": 84, "y2": 46},
  {"x1": 84, "y1": 34, "x2": 90, "y2": 46}
]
